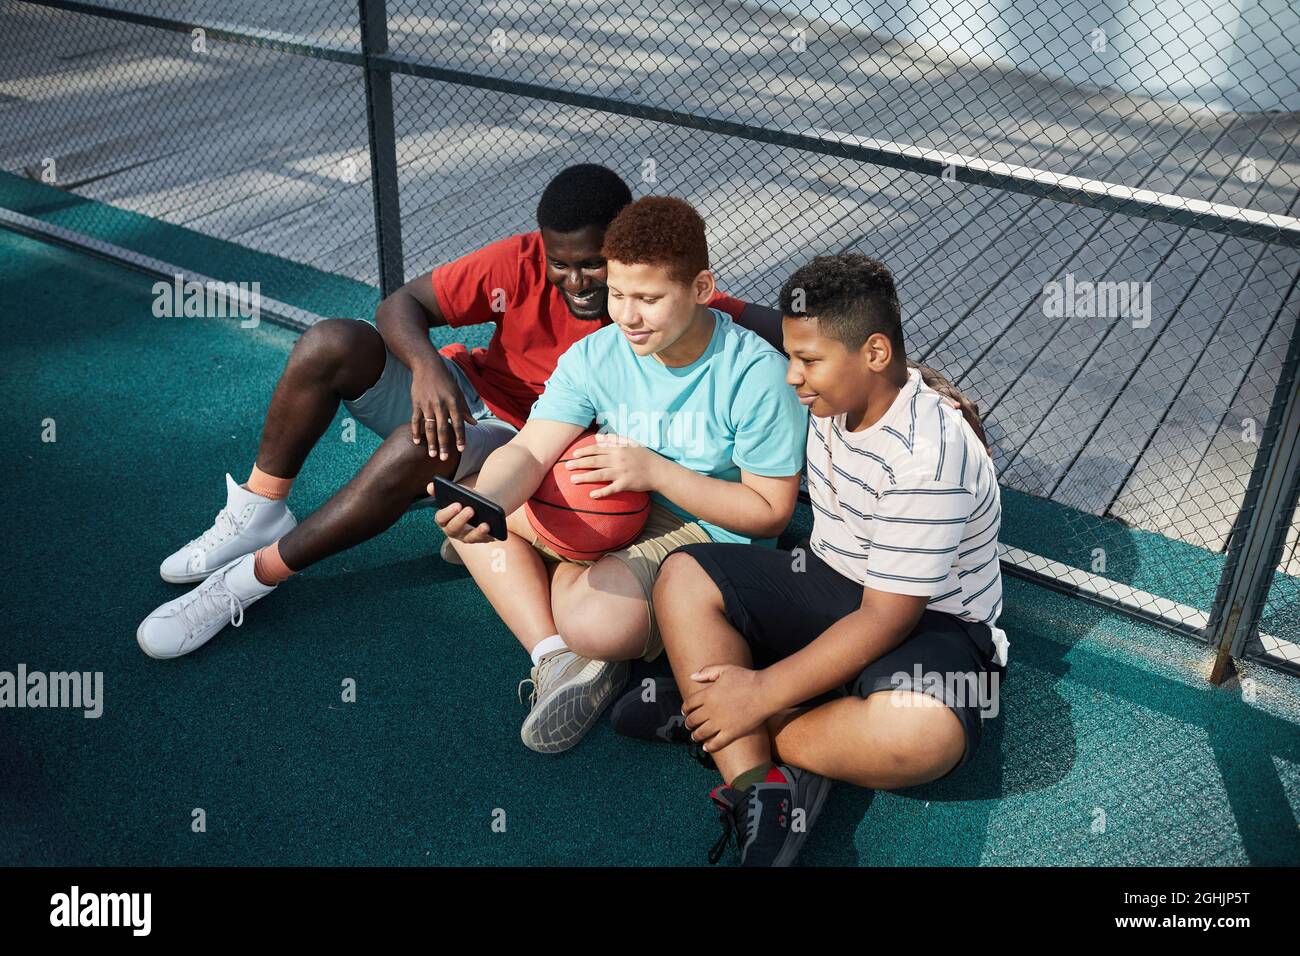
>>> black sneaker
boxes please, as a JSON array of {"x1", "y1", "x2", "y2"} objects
[
  {"x1": 609, "y1": 673, "x2": 716, "y2": 769},
  {"x1": 707, "y1": 765, "x2": 831, "y2": 867},
  {"x1": 608, "y1": 673, "x2": 688, "y2": 743}
]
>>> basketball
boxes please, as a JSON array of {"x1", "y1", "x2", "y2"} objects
[{"x1": 525, "y1": 430, "x2": 651, "y2": 561}]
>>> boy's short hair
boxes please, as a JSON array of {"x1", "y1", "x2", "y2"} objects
[
  {"x1": 780, "y1": 253, "x2": 905, "y2": 353},
  {"x1": 536, "y1": 164, "x2": 633, "y2": 233},
  {"x1": 600, "y1": 196, "x2": 709, "y2": 284}
]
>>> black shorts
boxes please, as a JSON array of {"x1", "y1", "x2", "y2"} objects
[{"x1": 671, "y1": 539, "x2": 1006, "y2": 780}]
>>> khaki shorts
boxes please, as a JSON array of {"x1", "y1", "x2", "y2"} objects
[{"x1": 523, "y1": 501, "x2": 712, "y2": 661}]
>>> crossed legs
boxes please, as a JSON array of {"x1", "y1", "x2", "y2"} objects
[{"x1": 654, "y1": 552, "x2": 966, "y2": 789}]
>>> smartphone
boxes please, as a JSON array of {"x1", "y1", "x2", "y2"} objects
[{"x1": 431, "y1": 476, "x2": 508, "y2": 541}]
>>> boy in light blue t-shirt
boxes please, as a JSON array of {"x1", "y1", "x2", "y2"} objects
[
  {"x1": 533, "y1": 303, "x2": 804, "y2": 546},
  {"x1": 434, "y1": 196, "x2": 807, "y2": 754}
]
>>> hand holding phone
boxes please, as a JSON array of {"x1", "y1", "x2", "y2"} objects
[{"x1": 431, "y1": 476, "x2": 509, "y2": 542}]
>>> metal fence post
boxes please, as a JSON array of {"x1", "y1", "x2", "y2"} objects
[
  {"x1": 1205, "y1": 305, "x2": 1300, "y2": 683},
  {"x1": 358, "y1": 0, "x2": 404, "y2": 297}
]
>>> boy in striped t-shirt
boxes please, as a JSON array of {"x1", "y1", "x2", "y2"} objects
[{"x1": 651, "y1": 253, "x2": 1008, "y2": 866}]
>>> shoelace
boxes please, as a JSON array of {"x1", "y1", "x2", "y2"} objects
[
  {"x1": 176, "y1": 572, "x2": 245, "y2": 635},
  {"x1": 517, "y1": 676, "x2": 537, "y2": 708},
  {"x1": 687, "y1": 739, "x2": 715, "y2": 769},
  {"x1": 189, "y1": 506, "x2": 241, "y2": 552},
  {"x1": 517, "y1": 652, "x2": 569, "y2": 708},
  {"x1": 708, "y1": 793, "x2": 744, "y2": 865}
]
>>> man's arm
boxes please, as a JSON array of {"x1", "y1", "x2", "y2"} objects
[
  {"x1": 374, "y1": 269, "x2": 448, "y2": 369},
  {"x1": 733, "y1": 301, "x2": 784, "y2": 353},
  {"x1": 373, "y1": 270, "x2": 474, "y2": 460}
]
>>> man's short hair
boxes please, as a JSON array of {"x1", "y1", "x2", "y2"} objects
[
  {"x1": 535, "y1": 164, "x2": 633, "y2": 233},
  {"x1": 600, "y1": 196, "x2": 709, "y2": 284},
  {"x1": 779, "y1": 253, "x2": 904, "y2": 353}
]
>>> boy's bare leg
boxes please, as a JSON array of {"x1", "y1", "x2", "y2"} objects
[
  {"x1": 767, "y1": 693, "x2": 966, "y2": 790},
  {"x1": 549, "y1": 557, "x2": 650, "y2": 661},
  {"x1": 445, "y1": 494, "x2": 563, "y2": 656},
  {"x1": 449, "y1": 481, "x2": 655, "y2": 661},
  {"x1": 653, "y1": 551, "x2": 772, "y2": 784},
  {"x1": 449, "y1": 494, "x2": 642, "y2": 754}
]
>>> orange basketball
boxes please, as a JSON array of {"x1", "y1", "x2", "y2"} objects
[{"x1": 525, "y1": 430, "x2": 651, "y2": 561}]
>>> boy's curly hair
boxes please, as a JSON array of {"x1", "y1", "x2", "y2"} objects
[
  {"x1": 779, "y1": 252, "x2": 903, "y2": 352},
  {"x1": 600, "y1": 196, "x2": 709, "y2": 284}
]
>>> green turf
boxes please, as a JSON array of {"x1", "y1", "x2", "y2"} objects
[{"x1": 2, "y1": 217, "x2": 1299, "y2": 866}]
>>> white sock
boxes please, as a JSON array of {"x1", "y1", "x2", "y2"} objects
[
  {"x1": 224, "y1": 553, "x2": 276, "y2": 599},
  {"x1": 530, "y1": 634, "x2": 568, "y2": 666}
]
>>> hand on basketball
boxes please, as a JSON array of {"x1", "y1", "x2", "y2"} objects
[
  {"x1": 564, "y1": 433, "x2": 660, "y2": 498},
  {"x1": 682, "y1": 664, "x2": 770, "y2": 752},
  {"x1": 432, "y1": 500, "x2": 495, "y2": 545}
]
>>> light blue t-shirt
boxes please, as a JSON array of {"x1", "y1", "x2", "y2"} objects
[{"x1": 529, "y1": 308, "x2": 809, "y2": 546}]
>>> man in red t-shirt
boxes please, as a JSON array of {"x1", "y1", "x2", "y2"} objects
[{"x1": 136, "y1": 165, "x2": 774, "y2": 660}]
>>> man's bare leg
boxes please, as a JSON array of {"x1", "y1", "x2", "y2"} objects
[
  {"x1": 276, "y1": 423, "x2": 461, "y2": 570},
  {"x1": 254, "y1": 318, "x2": 387, "y2": 479}
]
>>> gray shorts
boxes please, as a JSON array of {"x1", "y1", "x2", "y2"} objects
[{"x1": 342, "y1": 324, "x2": 518, "y2": 504}]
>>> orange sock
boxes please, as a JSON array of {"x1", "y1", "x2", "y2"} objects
[
  {"x1": 246, "y1": 464, "x2": 294, "y2": 501},
  {"x1": 253, "y1": 541, "x2": 296, "y2": 587}
]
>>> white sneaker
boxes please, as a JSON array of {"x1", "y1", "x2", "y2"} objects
[
  {"x1": 518, "y1": 650, "x2": 629, "y2": 754},
  {"x1": 137, "y1": 554, "x2": 275, "y2": 660},
  {"x1": 160, "y1": 474, "x2": 296, "y2": 583}
]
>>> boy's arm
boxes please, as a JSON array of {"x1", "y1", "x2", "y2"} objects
[
  {"x1": 433, "y1": 418, "x2": 584, "y2": 543},
  {"x1": 632, "y1": 346, "x2": 804, "y2": 538},
  {"x1": 685, "y1": 474, "x2": 977, "y2": 750},
  {"x1": 682, "y1": 588, "x2": 928, "y2": 752},
  {"x1": 650, "y1": 459, "x2": 799, "y2": 540},
  {"x1": 756, "y1": 477, "x2": 976, "y2": 707},
  {"x1": 758, "y1": 587, "x2": 928, "y2": 711}
]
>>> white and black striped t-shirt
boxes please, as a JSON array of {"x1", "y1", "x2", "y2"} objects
[{"x1": 806, "y1": 367, "x2": 1010, "y2": 666}]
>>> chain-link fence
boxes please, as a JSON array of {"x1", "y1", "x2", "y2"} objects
[{"x1": 3, "y1": 0, "x2": 1298, "y2": 674}]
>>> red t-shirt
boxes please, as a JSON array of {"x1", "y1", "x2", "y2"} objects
[{"x1": 431, "y1": 231, "x2": 748, "y2": 429}]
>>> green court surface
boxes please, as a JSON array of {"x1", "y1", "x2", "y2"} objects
[{"x1": 2, "y1": 224, "x2": 1299, "y2": 867}]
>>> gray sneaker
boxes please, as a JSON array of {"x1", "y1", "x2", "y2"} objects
[{"x1": 518, "y1": 650, "x2": 629, "y2": 754}]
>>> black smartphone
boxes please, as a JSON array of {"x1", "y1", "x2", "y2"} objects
[{"x1": 431, "y1": 476, "x2": 508, "y2": 541}]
